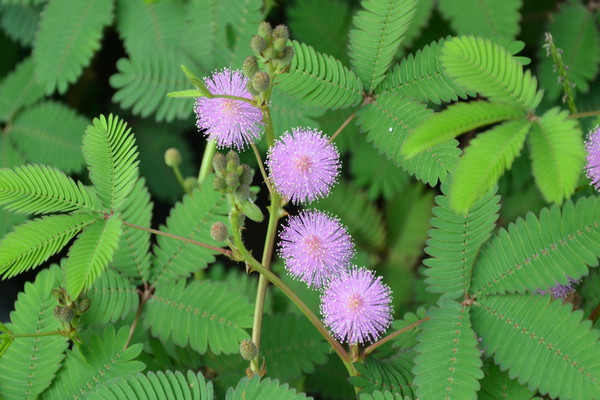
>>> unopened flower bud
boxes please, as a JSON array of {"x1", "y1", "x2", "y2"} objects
[
  {"x1": 273, "y1": 37, "x2": 287, "y2": 53},
  {"x1": 252, "y1": 71, "x2": 270, "y2": 93},
  {"x1": 225, "y1": 171, "x2": 240, "y2": 189},
  {"x1": 54, "y1": 306, "x2": 74, "y2": 324},
  {"x1": 240, "y1": 339, "x2": 258, "y2": 361},
  {"x1": 77, "y1": 298, "x2": 91, "y2": 313},
  {"x1": 273, "y1": 24, "x2": 289, "y2": 40},
  {"x1": 243, "y1": 56, "x2": 259, "y2": 79},
  {"x1": 280, "y1": 46, "x2": 295, "y2": 66},
  {"x1": 213, "y1": 175, "x2": 227, "y2": 192},
  {"x1": 235, "y1": 184, "x2": 251, "y2": 202},
  {"x1": 240, "y1": 164, "x2": 254, "y2": 185},
  {"x1": 184, "y1": 176, "x2": 199, "y2": 192},
  {"x1": 250, "y1": 34, "x2": 267, "y2": 55},
  {"x1": 258, "y1": 21, "x2": 272, "y2": 38},
  {"x1": 210, "y1": 221, "x2": 228, "y2": 242},
  {"x1": 164, "y1": 148, "x2": 182, "y2": 167},
  {"x1": 226, "y1": 151, "x2": 240, "y2": 168},
  {"x1": 212, "y1": 152, "x2": 227, "y2": 175}
]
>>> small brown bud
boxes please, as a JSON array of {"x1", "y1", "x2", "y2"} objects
[
  {"x1": 240, "y1": 339, "x2": 258, "y2": 361},
  {"x1": 164, "y1": 148, "x2": 182, "y2": 167},
  {"x1": 210, "y1": 222, "x2": 228, "y2": 242}
]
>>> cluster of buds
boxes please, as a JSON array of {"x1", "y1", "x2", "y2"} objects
[{"x1": 52, "y1": 288, "x2": 91, "y2": 326}]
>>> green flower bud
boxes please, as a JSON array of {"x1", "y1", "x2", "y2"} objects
[
  {"x1": 213, "y1": 175, "x2": 227, "y2": 192},
  {"x1": 263, "y1": 47, "x2": 277, "y2": 59},
  {"x1": 184, "y1": 176, "x2": 199, "y2": 192},
  {"x1": 225, "y1": 151, "x2": 240, "y2": 169},
  {"x1": 240, "y1": 339, "x2": 258, "y2": 361},
  {"x1": 250, "y1": 34, "x2": 267, "y2": 55},
  {"x1": 251, "y1": 71, "x2": 270, "y2": 93},
  {"x1": 164, "y1": 148, "x2": 182, "y2": 167},
  {"x1": 77, "y1": 298, "x2": 91, "y2": 313},
  {"x1": 210, "y1": 222, "x2": 228, "y2": 242},
  {"x1": 212, "y1": 152, "x2": 227, "y2": 175},
  {"x1": 257, "y1": 21, "x2": 272, "y2": 38},
  {"x1": 273, "y1": 37, "x2": 287, "y2": 53},
  {"x1": 240, "y1": 164, "x2": 254, "y2": 185},
  {"x1": 273, "y1": 24, "x2": 289, "y2": 40},
  {"x1": 280, "y1": 46, "x2": 295, "y2": 66},
  {"x1": 243, "y1": 56, "x2": 259, "y2": 79},
  {"x1": 225, "y1": 171, "x2": 240, "y2": 190},
  {"x1": 235, "y1": 184, "x2": 251, "y2": 202},
  {"x1": 54, "y1": 306, "x2": 74, "y2": 324}
]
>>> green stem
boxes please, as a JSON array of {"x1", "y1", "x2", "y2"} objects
[
  {"x1": 123, "y1": 284, "x2": 152, "y2": 350},
  {"x1": 250, "y1": 142, "x2": 273, "y2": 195},
  {"x1": 172, "y1": 164, "x2": 190, "y2": 196},
  {"x1": 198, "y1": 140, "x2": 218, "y2": 183},
  {"x1": 361, "y1": 317, "x2": 430, "y2": 358},
  {"x1": 12, "y1": 330, "x2": 65, "y2": 339},
  {"x1": 329, "y1": 112, "x2": 356, "y2": 143},
  {"x1": 211, "y1": 93, "x2": 258, "y2": 105}
]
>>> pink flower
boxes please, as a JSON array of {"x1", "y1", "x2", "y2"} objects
[
  {"x1": 279, "y1": 209, "x2": 354, "y2": 289},
  {"x1": 585, "y1": 125, "x2": 600, "y2": 190},
  {"x1": 321, "y1": 267, "x2": 393, "y2": 344},
  {"x1": 194, "y1": 69, "x2": 263, "y2": 150},
  {"x1": 266, "y1": 128, "x2": 340, "y2": 204}
]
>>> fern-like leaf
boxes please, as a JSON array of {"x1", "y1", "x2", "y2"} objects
[
  {"x1": 87, "y1": 370, "x2": 214, "y2": 400},
  {"x1": 150, "y1": 180, "x2": 228, "y2": 286},
  {"x1": 348, "y1": 0, "x2": 418, "y2": 91},
  {"x1": 9, "y1": 101, "x2": 88, "y2": 173},
  {"x1": 32, "y1": 0, "x2": 114, "y2": 94},
  {"x1": 349, "y1": 352, "x2": 416, "y2": 398},
  {"x1": 270, "y1": 88, "x2": 325, "y2": 138},
  {"x1": 478, "y1": 362, "x2": 537, "y2": 400},
  {"x1": 0, "y1": 2, "x2": 41, "y2": 47},
  {"x1": 413, "y1": 300, "x2": 483, "y2": 400},
  {"x1": 377, "y1": 38, "x2": 472, "y2": 104},
  {"x1": 42, "y1": 325, "x2": 145, "y2": 400},
  {"x1": 528, "y1": 107, "x2": 585, "y2": 204},
  {"x1": 437, "y1": 0, "x2": 522, "y2": 40},
  {"x1": 0, "y1": 57, "x2": 45, "y2": 123},
  {"x1": 358, "y1": 390, "x2": 401, "y2": 400},
  {"x1": 145, "y1": 280, "x2": 253, "y2": 355},
  {"x1": 471, "y1": 294, "x2": 600, "y2": 399},
  {"x1": 471, "y1": 196, "x2": 600, "y2": 297},
  {"x1": 277, "y1": 40, "x2": 364, "y2": 110},
  {"x1": 183, "y1": 0, "x2": 221, "y2": 72},
  {"x1": 226, "y1": 376, "x2": 309, "y2": 400},
  {"x1": 82, "y1": 268, "x2": 139, "y2": 327},
  {"x1": 64, "y1": 214, "x2": 123, "y2": 299},
  {"x1": 441, "y1": 36, "x2": 542, "y2": 110},
  {"x1": 0, "y1": 266, "x2": 68, "y2": 400},
  {"x1": 402, "y1": 101, "x2": 526, "y2": 158},
  {"x1": 83, "y1": 114, "x2": 139, "y2": 211},
  {"x1": 0, "y1": 213, "x2": 96, "y2": 279},
  {"x1": 423, "y1": 186, "x2": 500, "y2": 300},
  {"x1": 356, "y1": 92, "x2": 460, "y2": 186},
  {"x1": 449, "y1": 119, "x2": 531, "y2": 213},
  {"x1": 0, "y1": 164, "x2": 100, "y2": 214}
]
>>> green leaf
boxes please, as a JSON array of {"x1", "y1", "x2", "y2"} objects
[
  {"x1": 9, "y1": 101, "x2": 88, "y2": 173},
  {"x1": 180, "y1": 65, "x2": 212, "y2": 96},
  {"x1": 64, "y1": 214, "x2": 123, "y2": 299},
  {"x1": 423, "y1": 186, "x2": 500, "y2": 300},
  {"x1": 270, "y1": 88, "x2": 325, "y2": 139},
  {"x1": 348, "y1": 0, "x2": 418, "y2": 91},
  {"x1": 356, "y1": 92, "x2": 460, "y2": 186},
  {"x1": 0, "y1": 213, "x2": 96, "y2": 280},
  {"x1": 0, "y1": 164, "x2": 100, "y2": 214},
  {"x1": 478, "y1": 362, "x2": 537, "y2": 400},
  {"x1": 86, "y1": 370, "x2": 214, "y2": 400},
  {"x1": 145, "y1": 280, "x2": 253, "y2": 355},
  {"x1": 402, "y1": 101, "x2": 525, "y2": 158},
  {"x1": 226, "y1": 376, "x2": 309, "y2": 400},
  {"x1": 0, "y1": 2, "x2": 42, "y2": 47},
  {"x1": 349, "y1": 352, "x2": 416, "y2": 397},
  {"x1": 471, "y1": 294, "x2": 600, "y2": 399},
  {"x1": 0, "y1": 266, "x2": 68, "y2": 400},
  {"x1": 377, "y1": 38, "x2": 472, "y2": 104},
  {"x1": 358, "y1": 391, "x2": 399, "y2": 400},
  {"x1": 413, "y1": 300, "x2": 483, "y2": 400},
  {"x1": 528, "y1": 107, "x2": 585, "y2": 204},
  {"x1": 167, "y1": 89, "x2": 207, "y2": 98},
  {"x1": 449, "y1": 119, "x2": 531, "y2": 213},
  {"x1": 33, "y1": 0, "x2": 114, "y2": 93},
  {"x1": 150, "y1": 180, "x2": 228, "y2": 286},
  {"x1": 438, "y1": 0, "x2": 522, "y2": 40},
  {"x1": 42, "y1": 325, "x2": 145, "y2": 400},
  {"x1": 0, "y1": 57, "x2": 45, "y2": 123},
  {"x1": 471, "y1": 196, "x2": 600, "y2": 297},
  {"x1": 441, "y1": 36, "x2": 542, "y2": 110},
  {"x1": 82, "y1": 114, "x2": 139, "y2": 211},
  {"x1": 277, "y1": 40, "x2": 364, "y2": 110}
]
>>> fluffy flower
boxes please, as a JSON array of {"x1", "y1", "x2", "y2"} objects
[
  {"x1": 585, "y1": 125, "x2": 600, "y2": 190},
  {"x1": 279, "y1": 210, "x2": 354, "y2": 289},
  {"x1": 266, "y1": 128, "x2": 340, "y2": 204},
  {"x1": 320, "y1": 267, "x2": 393, "y2": 344},
  {"x1": 536, "y1": 277, "x2": 579, "y2": 300},
  {"x1": 194, "y1": 69, "x2": 263, "y2": 150}
]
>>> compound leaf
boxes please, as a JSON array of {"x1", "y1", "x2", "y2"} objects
[
  {"x1": 226, "y1": 376, "x2": 309, "y2": 400},
  {"x1": 0, "y1": 57, "x2": 45, "y2": 122}
]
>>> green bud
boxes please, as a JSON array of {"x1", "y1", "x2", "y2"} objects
[
  {"x1": 273, "y1": 24, "x2": 289, "y2": 40},
  {"x1": 240, "y1": 164, "x2": 254, "y2": 185},
  {"x1": 184, "y1": 176, "x2": 199, "y2": 192},
  {"x1": 225, "y1": 171, "x2": 240, "y2": 190},
  {"x1": 240, "y1": 200, "x2": 264, "y2": 222},
  {"x1": 263, "y1": 47, "x2": 277, "y2": 59},
  {"x1": 243, "y1": 56, "x2": 259, "y2": 79},
  {"x1": 77, "y1": 298, "x2": 91, "y2": 314},
  {"x1": 164, "y1": 148, "x2": 182, "y2": 167},
  {"x1": 280, "y1": 46, "x2": 295, "y2": 66},
  {"x1": 213, "y1": 175, "x2": 227, "y2": 192},
  {"x1": 212, "y1": 152, "x2": 227, "y2": 175},
  {"x1": 54, "y1": 306, "x2": 74, "y2": 324},
  {"x1": 257, "y1": 21, "x2": 272, "y2": 38},
  {"x1": 251, "y1": 71, "x2": 270, "y2": 93},
  {"x1": 210, "y1": 222, "x2": 228, "y2": 242},
  {"x1": 235, "y1": 184, "x2": 251, "y2": 202},
  {"x1": 226, "y1": 151, "x2": 240, "y2": 168},
  {"x1": 273, "y1": 37, "x2": 287, "y2": 53},
  {"x1": 240, "y1": 339, "x2": 258, "y2": 361},
  {"x1": 250, "y1": 34, "x2": 267, "y2": 55},
  {"x1": 246, "y1": 81, "x2": 260, "y2": 97}
]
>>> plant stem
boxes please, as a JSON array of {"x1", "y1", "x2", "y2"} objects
[
  {"x1": 12, "y1": 330, "x2": 64, "y2": 338},
  {"x1": 250, "y1": 142, "x2": 273, "y2": 195},
  {"x1": 198, "y1": 139, "x2": 218, "y2": 183},
  {"x1": 172, "y1": 164, "x2": 190, "y2": 196},
  {"x1": 570, "y1": 109, "x2": 600, "y2": 119},
  {"x1": 123, "y1": 284, "x2": 152, "y2": 350},
  {"x1": 121, "y1": 220, "x2": 232, "y2": 257},
  {"x1": 329, "y1": 112, "x2": 356, "y2": 143},
  {"x1": 211, "y1": 93, "x2": 257, "y2": 105},
  {"x1": 361, "y1": 317, "x2": 430, "y2": 358}
]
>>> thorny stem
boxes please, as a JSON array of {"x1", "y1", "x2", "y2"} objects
[
  {"x1": 361, "y1": 317, "x2": 431, "y2": 358},
  {"x1": 121, "y1": 221, "x2": 233, "y2": 257},
  {"x1": 123, "y1": 284, "x2": 153, "y2": 350},
  {"x1": 329, "y1": 112, "x2": 356, "y2": 144}
]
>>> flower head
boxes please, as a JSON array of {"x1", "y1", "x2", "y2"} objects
[
  {"x1": 585, "y1": 125, "x2": 600, "y2": 190},
  {"x1": 266, "y1": 128, "x2": 340, "y2": 204},
  {"x1": 536, "y1": 277, "x2": 580, "y2": 300},
  {"x1": 279, "y1": 209, "x2": 354, "y2": 289},
  {"x1": 320, "y1": 267, "x2": 393, "y2": 344},
  {"x1": 194, "y1": 69, "x2": 263, "y2": 150}
]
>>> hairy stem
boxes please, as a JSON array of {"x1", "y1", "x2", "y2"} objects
[
  {"x1": 198, "y1": 139, "x2": 218, "y2": 183},
  {"x1": 361, "y1": 317, "x2": 430, "y2": 358}
]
